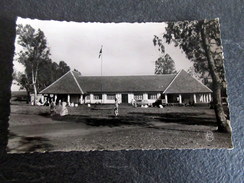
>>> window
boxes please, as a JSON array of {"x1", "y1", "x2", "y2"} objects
[
  {"x1": 94, "y1": 94, "x2": 102, "y2": 100},
  {"x1": 86, "y1": 95, "x2": 90, "y2": 100},
  {"x1": 107, "y1": 94, "x2": 115, "y2": 100},
  {"x1": 134, "y1": 94, "x2": 143, "y2": 100},
  {"x1": 149, "y1": 94, "x2": 157, "y2": 100}
]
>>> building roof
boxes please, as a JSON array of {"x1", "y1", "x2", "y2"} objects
[
  {"x1": 40, "y1": 71, "x2": 83, "y2": 94},
  {"x1": 164, "y1": 70, "x2": 212, "y2": 94},
  {"x1": 75, "y1": 74, "x2": 175, "y2": 93},
  {"x1": 40, "y1": 70, "x2": 212, "y2": 94}
]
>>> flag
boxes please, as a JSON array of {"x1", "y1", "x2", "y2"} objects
[{"x1": 98, "y1": 45, "x2": 103, "y2": 58}]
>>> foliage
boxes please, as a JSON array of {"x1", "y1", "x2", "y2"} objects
[
  {"x1": 13, "y1": 71, "x2": 32, "y2": 103},
  {"x1": 74, "y1": 69, "x2": 82, "y2": 75},
  {"x1": 37, "y1": 60, "x2": 71, "y2": 91},
  {"x1": 153, "y1": 36, "x2": 177, "y2": 74},
  {"x1": 15, "y1": 24, "x2": 72, "y2": 95},
  {"x1": 16, "y1": 24, "x2": 50, "y2": 104},
  {"x1": 155, "y1": 54, "x2": 177, "y2": 74},
  {"x1": 16, "y1": 24, "x2": 50, "y2": 78},
  {"x1": 162, "y1": 19, "x2": 230, "y2": 132},
  {"x1": 163, "y1": 19, "x2": 225, "y2": 84}
]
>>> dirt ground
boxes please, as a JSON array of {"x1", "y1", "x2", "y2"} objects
[{"x1": 8, "y1": 104, "x2": 232, "y2": 153}]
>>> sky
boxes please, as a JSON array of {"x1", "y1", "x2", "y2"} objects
[{"x1": 14, "y1": 17, "x2": 192, "y2": 77}]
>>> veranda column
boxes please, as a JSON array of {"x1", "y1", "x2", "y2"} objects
[
  {"x1": 206, "y1": 94, "x2": 209, "y2": 103},
  {"x1": 128, "y1": 93, "x2": 133, "y2": 103},
  {"x1": 209, "y1": 93, "x2": 212, "y2": 102},
  {"x1": 102, "y1": 94, "x2": 106, "y2": 104},
  {"x1": 179, "y1": 94, "x2": 182, "y2": 104},
  {"x1": 54, "y1": 95, "x2": 57, "y2": 103},
  {"x1": 41, "y1": 95, "x2": 44, "y2": 103},
  {"x1": 193, "y1": 94, "x2": 197, "y2": 104},
  {"x1": 79, "y1": 95, "x2": 83, "y2": 104},
  {"x1": 67, "y1": 94, "x2": 70, "y2": 106},
  {"x1": 143, "y1": 93, "x2": 148, "y2": 100},
  {"x1": 165, "y1": 94, "x2": 168, "y2": 104},
  {"x1": 202, "y1": 94, "x2": 205, "y2": 103},
  {"x1": 90, "y1": 94, "x2": 93, "y2": 104}
]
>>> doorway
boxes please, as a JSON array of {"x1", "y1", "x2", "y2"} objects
[{"x1": 122, "y1": 94, "x2": 128, "y2": 103}]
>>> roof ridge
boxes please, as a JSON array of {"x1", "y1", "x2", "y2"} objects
[
  {"x1": 71, "y1": 71, "x2": 84, "y2": 94},
  {"x1": 163, "y1": 70, "x2": 182, "y2": 94},
  {"x1": 78, "y1": 74, "x2": 177, "y2": 77},
  {"x1": 40, "y1": 70, "x2": 72, "y2": 94}
]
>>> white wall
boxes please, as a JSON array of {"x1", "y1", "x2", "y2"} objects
[
  {"x1": 143, "y1": 93, "x2": 148, "y2": 100},
  {"x1": 116, "y1": 93, "x2": 122, "y2": 104},
  {"x1": 103, "y1": 94, "x2": 116, "y2": 104},
  {"x1": 128, "y1": 93, "x2": 134, "y2": 104},
  {"x1": 82, "y1": 92, "x2": 162, "y2": 104}
]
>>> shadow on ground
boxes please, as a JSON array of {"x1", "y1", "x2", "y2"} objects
[
  {"x1": 50, "y1": 111, "x2": 217, "y2": 128},
  {"x1": 52, "y1": 115, "x2": 151, "y2": 127},
  {"x1": 129, "y1": 112, "x2": 217, "y2": 127},
  {"x1": 8, "y1": 132, "x2": 53, "y2": 153}
]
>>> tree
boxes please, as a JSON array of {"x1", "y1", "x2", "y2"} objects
[
  {"x1": 163, "y1": 19, "x2": 231, "y2": 132},
  {"x1": 37, "y1": 58, "x2": 54, "y2": 91},
  {"x1": 153, "y1": 36, "x2": 177, "y2": 74},
  {"x1": 187, "y1": 66, "x2": 201, "y2": 79},
  {"x1": 74, "y1": 69, "x2": 82, "y2": 75},
  {"x1": 15, "y1": 25, "x2": 73, "y2": 103},
  {"x1": 12, "y1": 71, "x2": 31, "y2": 103},
  {"x1": 16, "y1": 24, "x2": 50, "y2": 105},
  {"x1": 57, "y1": 61, "x2": 70, "y2": 78},
  {"x1": 155, "y1": 54, "x2": 177, "y2": 74}
]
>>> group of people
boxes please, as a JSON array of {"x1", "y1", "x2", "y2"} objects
[
  {"x1": 50, "y1": 100, "x2": 68, "y2": 116},
  {"x1": 49, "y1": 97, "x2": 119, "y2": 117}
]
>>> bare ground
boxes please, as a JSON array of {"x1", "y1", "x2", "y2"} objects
[{"x1": 8, "y1": 104, "x2": 232, "y2": 153}]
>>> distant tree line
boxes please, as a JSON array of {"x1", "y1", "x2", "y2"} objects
[{"x1": 14, "y1": 24, "x2": 73, "y2": 104}]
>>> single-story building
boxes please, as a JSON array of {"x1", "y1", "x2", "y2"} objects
[{"x1": 40, "y1": 69, "x2": 212, "y2": 105}]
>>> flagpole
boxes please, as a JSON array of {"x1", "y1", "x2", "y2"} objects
[
  {"x1": 101, "y1": 50, "x2": 103, "y2": 77},
  {"x1": 100, "y1": 45, "x2": 103, "y2": 103},
  {"x1": 101, "y1": 49, "x2": 103, "y2": 92}
]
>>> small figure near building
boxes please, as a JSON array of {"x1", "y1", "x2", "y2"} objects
[
  {"x1": 60, "y1": 101, "x2": 68, "y2": 116},
  {"x1": 131, "y1": 98, "x2": 137, "y2": 107},
  {"x1": 49, "y1": 99, "x2": 56, "y2": 116},
  {"x1": 114, "y1": 97, "x2": 119, "y2": 116}
]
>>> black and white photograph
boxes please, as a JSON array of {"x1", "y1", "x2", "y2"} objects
[{"x1": 9, "y1": 17, "x2": 232, "y2": 152}]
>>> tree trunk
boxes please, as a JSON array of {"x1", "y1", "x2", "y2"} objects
[
  {"x1": 201, "y1": 23, "x2": 231, "y2": 133},
  {"x1": 32, "y1": 68, "x2": 37, "y2": 105},
  {"x1": 33, "y1": 83, "x2": 37, "y2": 105}
]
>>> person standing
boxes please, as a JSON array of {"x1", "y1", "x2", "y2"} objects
[
  {"x1": 114, "y1": 97, "x2": 119, "y2": 116},
  {"x1": 49, "y1": 99, "x2": 56, "y2": 116},
  {"x1": 60, "y1": 101, "x2": 68, "y2": 116}
]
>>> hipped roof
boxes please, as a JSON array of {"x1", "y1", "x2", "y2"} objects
[
  {"x1": 164, "y1": 70, "x2": 212, "y2": 94},
  {"x1": 40, "y1": 71, "x2": 83, "y2": 94},
  {"x1": 40, "y1": 70, "x2": 212, "y2": 94}
]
